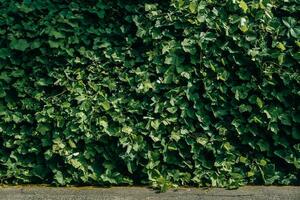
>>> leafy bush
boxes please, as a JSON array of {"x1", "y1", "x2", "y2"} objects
[{"x1": 0, "y1": 0, "x2": 299, "y2": 190}]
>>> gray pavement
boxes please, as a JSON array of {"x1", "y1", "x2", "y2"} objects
[{"x1": 0, "y1": 186, "x2": 299, "y2": 200}]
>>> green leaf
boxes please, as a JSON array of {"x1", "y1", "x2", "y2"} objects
[
  {"x1": 276, "y1": 42, "x2": 286, "y2": 51},
  {"x1": 189, "y1": 1, "x2": 197, "y2": 14},
  {"x1": 48, "y1": 40, "x2": 60, "y2": 48},
  {"x1": 257, "y1": 140, "x2": 270, "y2": 152},
  {"x1": 31, "y1": 40, "x2": 42, "y2": 49},
  {"x1": 54, "y1": 171, "x2": 65, "y2": 185},
  {"x1": 239, "y1": 18, "x2": 248, "y2": 32},
  {"x1": 223, "y1": 142, "x2": 233, "y2": 151},
  {"x1": 0, "y1": 48, "x2": 9, "y2": 59},
  {"x1": 256, "y1": 97, "x2": 264, "y2": 108},
  {"x1": 49, "y1": 30, "x2": 65, "y2": 39},
  {"x1": 170, "y1": 131, "x2": 181, "y2": 142},
  {"x1": 239, "y1": 104, "x2": 252, "y2": 113},
  {"x1": 145, "y1": 3, "x2": 157, "y2": 11},
  {"x1": 122, "y1": 126, "x2": 133, "y2": 134},
  {"x1": 247, "y1": 171, "x2": 255, "y2": 177},
  {"x1": 99, "y1": 118, "x2": 108, "y2": 129},
  {"x1": 178, "y1": 0, "x2": 184, "y2": 8},
  {"x1": 101, "y1": 101, "x2": 111, "y2": 111},
  {"x1": 166, "y1": 107, "x2": 177, "y2": 114},
  {"x1": 292, "y1": 128, "x2": 300, "y2": 140},
  {"x1": 70, "y1": 159, "x2": 82, "y2": 169},
  {"x1": 196, "y1": 137, "x2": 208, "y2": 146},
  {"x1": 36, "y1": 124, "x2": 50, "y2": 134},
  {"x1": 68, "y1": 139, "x2": 77, "y2": 148},
  {"x1": 239, "y1": 0, "x2": 248, "y2": 13},
  {"x1": 10, "y1": 39, "x2": 30, "y2": 51},
  {"x1": 259, "y1": 159, "x2": 267, "y2": 166},
  {"x1": 239, "y1": 156, "x2": 247, "y2": 163},
  {"x1": 278, "y1": 54, "x2": 284, "y2": 65},
  {"x1": 150, "y1": 120, "x2": 160, "y2": 130},
  {"x1": 0, "y1": 88, "x2": 6, "y2": 98}
]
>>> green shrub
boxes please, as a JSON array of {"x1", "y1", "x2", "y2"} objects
[{"x1": 0, "y1": 0, "x2": 299, "y2": 190}]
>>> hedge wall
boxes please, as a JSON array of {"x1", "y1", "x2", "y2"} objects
[{"x1": 0, "y1": 0, "x2": 299, "y2": 190}]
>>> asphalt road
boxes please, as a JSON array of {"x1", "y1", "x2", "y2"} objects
[{"x1": 0, "y1": 186, "x2": 299, "y2": 200}]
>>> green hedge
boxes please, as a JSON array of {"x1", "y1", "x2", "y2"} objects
[{"x1": 0, "y1": 0, "x2": 299, "y2": 190}]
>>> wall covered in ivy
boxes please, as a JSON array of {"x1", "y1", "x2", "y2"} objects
[{"x1": 0, "y1": 0, "x2": 299, "y2": 191}]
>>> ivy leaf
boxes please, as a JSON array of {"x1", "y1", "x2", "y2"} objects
[
  {"x1": 189, "y1": 1, "x2": 197, "y2": 14},
  {"x1": 36, "y1": 124, "x2": 50, "y2": 134},
  {"x1": 239, "y1": 17, "x2": 248, "y2": 32},
  {"x1": 49, "y1": 29, "x2": 65, "y2": 39},
  {"x1": 150, "y1": 120, "x2": 160, "y2": 130},
  {"x1": 54, "y1": 171, "x2": 65, "y2": 185},
  {"x1": 278, "y1": 54, "x2": 284, "y2": 65},
  {"x1": 276, "y1": 42, "x2": 286, "y2": 51},
  {"x1": 178, "y1": 0, "x2": 184, "y2": 8},
  {"x1": 257, "y1": 140, "x2": 270, "y2": 152},
  {"x1": 101, "y1": 101, "x2": 111, "y2": 111},
  {"x1": 0, "y1": 88, "x2": 6, "y2": 98},
  {"x1": 10, "y1": 39, "x2": 30, "y2": 51},
  {"x1": 256, "y1": 97, "x2": 264, "y2": 108},
  {"x1": 0, "y1": 48, "x2": 9, "y2": 59},
  {"x1": 239, "y1": 0, "x2": 248, "y2": 13},
  {"x1": 122, "y1": 126, "x2": 133, "y2": 134}
]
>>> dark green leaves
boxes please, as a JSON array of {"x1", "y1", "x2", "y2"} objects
[
  {"x1": 0, "y1": 0, "x2": 299, "y2": 191},
  {"x1": 0, "y1": 48, "x2": 9, "y2": 59}
]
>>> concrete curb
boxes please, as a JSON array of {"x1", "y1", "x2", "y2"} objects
[{"x1": 0, "y1": 186, "x2": 299, "y2": 200}]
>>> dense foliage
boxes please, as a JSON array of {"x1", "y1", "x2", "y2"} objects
[{"x1": 0, "y1": 0, "x2": 299, "y2": 190}]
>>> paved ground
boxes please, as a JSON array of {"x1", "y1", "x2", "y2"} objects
[{"x1": 0, "y1": 186, "x2": 299, "y2": 200}]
